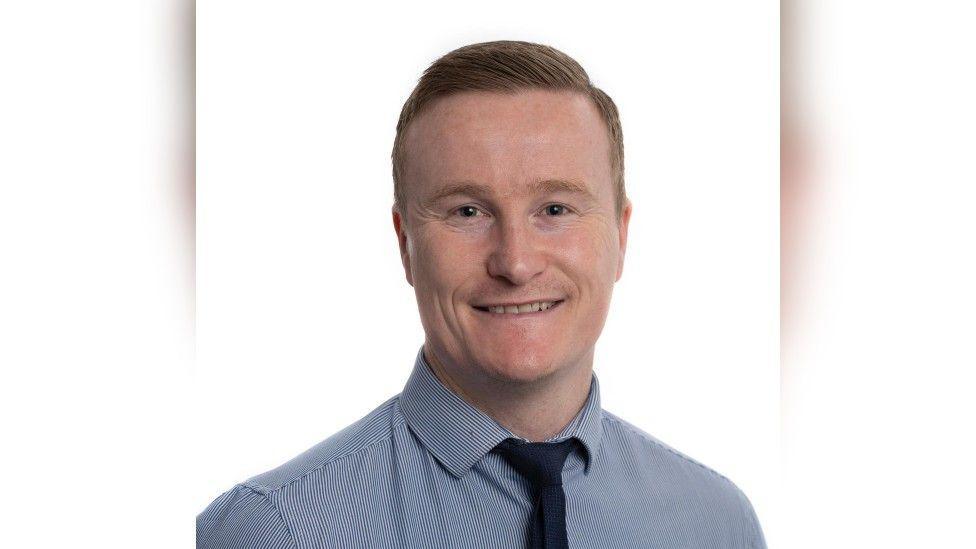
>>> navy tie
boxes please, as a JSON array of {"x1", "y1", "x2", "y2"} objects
[{"x1": 493, "y1": 437, "x2": 578, "y2": 549}]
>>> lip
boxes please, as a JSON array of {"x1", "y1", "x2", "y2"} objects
[
  {"x1": 471, "y1": 298, "x2": 565, "y2": 309},
  {"x1": 471, "y1": 299, "x2": 566, "y2": 316}
]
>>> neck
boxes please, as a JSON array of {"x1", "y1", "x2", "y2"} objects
[{"x1": 423, "y1": 343, "x2": 594, "y2": 442}]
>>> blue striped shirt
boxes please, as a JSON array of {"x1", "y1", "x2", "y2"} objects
[{"x1": 198, "y1": 347, "x2": 766, "y2": 548}]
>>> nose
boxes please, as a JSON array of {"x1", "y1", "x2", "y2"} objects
[{"x1": 486, "y1": 218, "x2": 547, "y2": 286}]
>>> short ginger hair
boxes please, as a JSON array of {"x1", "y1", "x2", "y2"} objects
[{"x1": 391, "y1": 40, "x2": 626, "y2": 218}]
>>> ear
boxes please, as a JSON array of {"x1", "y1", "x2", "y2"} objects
[
  {"x1": 615, "y1": 198, "x2": 633, "y2": 282},
  {"x1": 392, "y1": 205, "x2": 414, "y2": 287}
]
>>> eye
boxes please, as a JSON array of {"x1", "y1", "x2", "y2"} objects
[
  {"x1": 542, "y1": 204, "x2": 571, "y2": 216},
  {"x1": 455, "y1": 205, "x2": 485, "y2": 218}
]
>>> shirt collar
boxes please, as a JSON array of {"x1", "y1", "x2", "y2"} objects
[{"x1": 399, "y1": 345, "x2": 604, "y2": 478}]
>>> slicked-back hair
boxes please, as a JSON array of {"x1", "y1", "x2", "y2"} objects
[{"x1": 392, "y1": 40, "x2": 626, "y2": 219}]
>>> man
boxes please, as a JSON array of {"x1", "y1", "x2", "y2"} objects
[{"x1": 198, "y1": 40, "x2": 766, "y2": 549}]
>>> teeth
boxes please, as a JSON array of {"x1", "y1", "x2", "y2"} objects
[{"x1": 486, "y1": 301, "x2": 557, "y2": 314}]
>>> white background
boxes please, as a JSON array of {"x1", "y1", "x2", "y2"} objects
[
  {"x1": 1, "y1": 1, "x2": 196, "y2": 548},
  {"x1": 195, "y1": 1, "x2": 780, "y2": 547},
  {"x1": 782, "y1": 1, "x2": 976, "y2": 547},
  {"x1": 11, "y1": 1, "x2": 974, "y2": 549}
]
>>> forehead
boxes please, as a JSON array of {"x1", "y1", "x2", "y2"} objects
[{"x1": 401, "y1": 89, "x2": 613, "y2": 200}]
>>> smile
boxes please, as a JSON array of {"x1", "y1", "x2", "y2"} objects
[{"x1": 472, "y1": 300, "x2": 565, "y2": 315}]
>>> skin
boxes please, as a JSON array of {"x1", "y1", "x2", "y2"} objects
[{"x1": 392, "y1": 89, "x2": 632, "y2": 442}]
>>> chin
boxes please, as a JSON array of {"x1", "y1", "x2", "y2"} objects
[{"x1": 478, "y1": 347, "x2": 560, "y2": 384}]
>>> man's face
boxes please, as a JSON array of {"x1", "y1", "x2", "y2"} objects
[{"x1": 393, "y1": 89, "x2": 632, "y2": 385}]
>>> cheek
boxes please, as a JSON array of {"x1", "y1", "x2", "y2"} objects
[
  {"x1": 552, "y1": 227, "x2": 620, "y2": 286},
  {"x1": 412, "y1": 230, "x2": 483, "y2": 298}
]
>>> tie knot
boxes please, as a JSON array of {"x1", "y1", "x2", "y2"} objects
[{"x1": 494, "y1": 437, "x2": 578, "y2": 487}]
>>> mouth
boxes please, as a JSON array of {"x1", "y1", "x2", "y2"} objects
[{"x1": 471, "y1": 299, "x2": 566, "y2": 316}]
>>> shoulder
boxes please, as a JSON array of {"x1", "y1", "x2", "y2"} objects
[
  {"x1": 197, "y1": 394, "x2": 406, "y2": 547},
  {"x1": 244, "y1": 394, "x2": 405, "y2": 494},
  {"x1": 197, "y1": 484, "x2": 295, "y2": 549},
  {"x1": 601, "y1": 409, "x2": 738, "y2": 486},
  {"x1": 600, "y1": 409, "x2": 765, "y2": 543}
]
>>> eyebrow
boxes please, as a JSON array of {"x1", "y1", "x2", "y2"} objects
[{"x1": 423, "y1": 179, "x2": 597, "y2": 206}]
